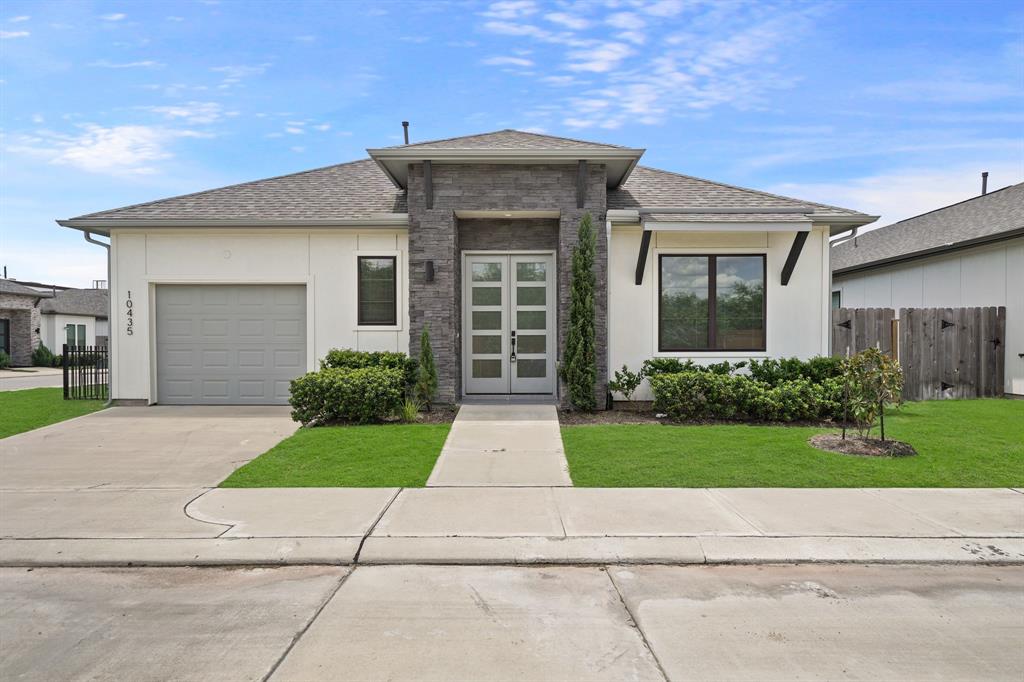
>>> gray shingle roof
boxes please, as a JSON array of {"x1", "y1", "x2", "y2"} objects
[
  {"x1": 71, "y1": 159, "x2": 406, "y2": 221},
  {"x1": 608, "y1": 166, "x2": 865, "y2": 221},
  {"x1": 387, "y1": 129, "x2": 626, "y2": 150},
  {"x1": 40, "y1": 289, "x2": 109, "y2": 318},
  {"x1": 0, "y1": 279, "x2": 51, "y2": 297},
  {"x1": 831, "y1": 182, "x2": 1024, "y2": 273}
]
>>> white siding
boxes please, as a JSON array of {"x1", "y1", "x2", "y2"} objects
[
  {"x1": 40, "y1": 313, "x2": 97, "y2": 351},
  {"x1": 609, "y1": 225, "x2": 831, "y2": 400},
  {"x1": 832, "y1": 237, "x2": 1024, "y2": 395},
  {"x1": 109, "y1": 229, "x2": 409, "y2": 403}
]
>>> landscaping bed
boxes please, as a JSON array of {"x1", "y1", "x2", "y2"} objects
[
  {"x1": 809, "y1": 433, "x2": 917, "y2": 457},
  {"x1": 0, "y1": 387, "x2": 106, "y2": 439},
  {"x1": 563, "y1": 399, "x2": 1023, "y2": 488}
]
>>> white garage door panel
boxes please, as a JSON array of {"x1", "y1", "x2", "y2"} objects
[{"x1": 156, "y1": 285, "x2": 306, "y2": 405}]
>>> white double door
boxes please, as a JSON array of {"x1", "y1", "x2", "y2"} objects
[{"x1": 463, "y1": 253, "x2": 556, "y2": 395}]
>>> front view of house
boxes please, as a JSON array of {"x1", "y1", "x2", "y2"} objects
[{"x1": 58, "y1": 130, "x2": 876, "y2": 406}]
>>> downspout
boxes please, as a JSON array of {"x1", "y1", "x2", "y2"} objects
[
  {"x1": 83, "y1": 231, "x2": 113, "y2": 407},
  {"x1": 606, "y1": 218, "x2": 613, "y2": 409},
  {"x1": 830, "y1": 226, "x2": 859, "y2": 247}
]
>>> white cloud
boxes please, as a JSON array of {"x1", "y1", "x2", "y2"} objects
[
  {"x1": 865, "y1": 78, "x2": 1020, "y2": 103},
  {"x1": 545, "y1": 12, "x2": 589, "y2": 30},
  {"x1": 285, "y1": 127, "x2": 304, "y2": 135},
  {"x1": 290, "y1": 146, "x2": 305, "y2": 153},
  {"x1": 606, "y1": 12, "x2": 644, "y2": 30},
  {"x1": 313, "y1": 123, "x2": 331, "y2": 131},
  {"x1": 566, "y1": 42, "x2": 632, "y2": 72},
  {"x1": 1, "y1": 30, "x2": 29, "y2": 38},
  {"x1": 166, "y1": 16, "x2": 184, "y2": 22},
  {"x1": 481, "y1": 1, "x2": 537, "y2": 20},
  {"x1": 100, "y1": 13, "x2": 126, "y2": 21},
  {"x1": 144, "y1": 101, "x2": 225, "y2": 124},
  {"x1": 6, "y1": 124, "x2": 205, "y2": 176},
  {"x1": 642, "y1": 0, "x2": 686, "y2": 17},
  {"x1": 8, "y1": 15, "x2": 30, "y2": 22},
  {"x1": 482, "y1": 55, "x2": 535, "y2": 67},
  {"x1": 88, "y1": 59, "x2": 162, "y2": 68}
]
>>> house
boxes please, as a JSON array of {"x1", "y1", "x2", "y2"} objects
[
  {"x1": 0, "y1": 279, "x2": 50, "y2": 365},
  {"x1": 831, "y1": 182, "x2": 1023, "y2": 396},
  {"x1": 39, "y1": 287, "x2": 110, "y2": 350},
  {"x1": 57, "y1": 129, "x2": 876, "y2": 406}
]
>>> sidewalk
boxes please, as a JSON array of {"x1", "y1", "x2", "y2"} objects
[{"x1": 2, "y1": 487, "x2": 1021, "y2": 566}]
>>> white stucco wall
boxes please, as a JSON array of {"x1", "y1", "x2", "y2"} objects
[
  {"x1": 609, "y1": 225, "x2": 831, "y2": 400},
  {"x1": 41, "y1": 313, "x2": 97, "y2": 351},
  {"x1": 832, "y1": 236, "x2": 1024, "y2": 395},
  {"x1": 109, "y1": 229, "x2": 410, "y2": 403}
]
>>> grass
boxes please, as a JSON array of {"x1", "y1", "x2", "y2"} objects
[
  {"x1": 563, "y1": 399, "x2": 1024, "y2": 488},
  {"x1": 0, "y1": 387, "x2": 106, "y2": 439},
  {"x1": 220, "y1": 423, "x2": 451, "y2": 487}
]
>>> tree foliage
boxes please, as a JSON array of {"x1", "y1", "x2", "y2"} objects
[
  {"x1": 416, "y1": 324, "x2": 438, "y2": 410},
  {"x1": 844, "y1": 347, "x2": 904, "y2": 439},
  {"x1": 561, "y1": 213, "x2": 597, "y2": 410}
]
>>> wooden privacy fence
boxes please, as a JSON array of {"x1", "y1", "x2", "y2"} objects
[
  {"x1": 832, "y1": 307, "x2": 1006, "y2": 400},
  {"x1": 62, "y1": 345, "x2": 109, "y2": 401}
]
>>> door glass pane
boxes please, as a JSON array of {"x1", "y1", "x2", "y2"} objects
[
  {"x1": 472, "y1": 287, "x2": 501, "y2": 306},
  {"x1": 517, "y1": 286, "x2": 545, "y2": 306},
  {"x1": 472, "y1": 263, "x2": 502, "y2": 282},
  {"x1": 472, "y1": 335, "x2": 502, "y2": 354},
  {"x1": 77, "y1": 325, "x2": 87, "y2": 346},
  {"x1": 66, "y1": 325, "x2": 76, "y2": 346},
  {"x1": 516, "y1": 359, "x2": 546, "y2": 378},
  {"x1": 517, "y1": 334, "x2": 546, "y2": 354},
  {"x1": 716, "y1": 256, "x2": 765, "y2": 350},
  {"x1": 517, "y1": 311, "x2": 545, "y2": 330},
  {"x1": 660, "y1": 256, "x2": 709, "y2": 350},
  {"x1": 472, "y1": 359, "x2": 502, "y2": 378},
  {"x1": 472, "y1": 311, "x2": 502, "y2": 330},
  {"x1": 516, "y1": 262, "x2": 546, "y2": 282}
]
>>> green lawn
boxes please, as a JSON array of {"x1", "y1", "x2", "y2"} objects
[
  {"x1": 0, "y1": 387, "x2": 106, "y2": 439},
  {"x1": 563, "y1": 399, "x2": 1024, "y2": 488},
  {"x1": 220, "y1": 423, "x2": 451, "y2": 487}
]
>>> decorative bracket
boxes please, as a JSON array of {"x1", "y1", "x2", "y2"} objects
[{"x1": 635, "y1": 229, "x2": 652, "y2": 285}]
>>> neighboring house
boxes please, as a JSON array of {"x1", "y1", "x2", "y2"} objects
[
  {"x1": 0, "y1": 279, "x2": 51, "y2": 366},
  {"x1": 831, "y1": 182, "x2": 1024, "y2": 396},
  {"x1": 39, "y1": 288, "x2": 110, "y2": 350},
  {"x1": 57, "y1": 129, "x2": 876, "y2": 406}
]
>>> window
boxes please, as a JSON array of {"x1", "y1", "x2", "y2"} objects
[
  {"x1": 64, "y1": 324, "x2": 86, "y2": 347},
  {"x1": 357, "y1": 256, "x2": 397, "y2": 326},
  {"x1": 831, "y1": 290, "x2": 842, "y2": 310},
  {"x1": 0, "y1": 319, "x2": 9, "y2": 355},
  {"x1": 659, "y1": 254, "x2": 766, "y2": 352}
]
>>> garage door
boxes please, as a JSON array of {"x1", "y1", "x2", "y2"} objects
[{"x1": 156, "y1": 285, "x2": 306, "y2": 405}]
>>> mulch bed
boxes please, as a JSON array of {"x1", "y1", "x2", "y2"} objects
[
  {"x1": 558, "y1": 408, "x2": 846, "y2": 429},
  {"x1": 411, "y1": 406, "x2": 459, "y2": 424},
  {"x1": 809, "y1": 433, "x2": 917, "y2": 457}
]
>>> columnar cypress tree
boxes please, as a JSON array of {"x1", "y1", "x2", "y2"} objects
[
  {"x1": 561, "y1": 213, "x2": 597, "y2": 410},
  {"x1": 416, "y1": 324, "x2": 438, "y2": 410}
]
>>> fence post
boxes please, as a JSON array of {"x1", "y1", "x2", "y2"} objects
[{"x1": 62, "y1": 344, "x2": 69, "y2": 399}]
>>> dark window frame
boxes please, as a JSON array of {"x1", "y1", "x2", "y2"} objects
[
  {"x1": 658, "y1": 253, "x2": 767, "y2": 353},
  {"x1": 0, "y1": 318, "x2": 9, "y2": 355},
  {"x1": 357, "y1": 256, "x2": 398, "y2": 326},
  {"x1": 831, "y1": 290, "x2": 842, "y2": 309}
]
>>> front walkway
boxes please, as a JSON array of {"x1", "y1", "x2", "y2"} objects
[{"x1": 425, "y1": 404, "x2": 571, "y2": 487}]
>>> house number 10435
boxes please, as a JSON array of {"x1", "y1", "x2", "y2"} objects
[{"x1": 125, "y1": 290, "x2": 134, "y2": 336}]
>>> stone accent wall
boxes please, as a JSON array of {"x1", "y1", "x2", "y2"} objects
[
  {"x1": 0, "y1": 294, "x2": 42, "y2": 366},
  {"x1": 457, "y1": 218, "x2": 558, "y2": 251},
  {"x1": 407, "y1": 163, "x2": 607, "y2": 406}
]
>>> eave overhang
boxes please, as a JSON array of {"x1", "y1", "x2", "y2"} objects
[
  {"x1": 366, "y1": 147, "x2": 646, "y2": 190},
  {"x1": 56, "y1": 214, "x2": 410, "y2": 235}
]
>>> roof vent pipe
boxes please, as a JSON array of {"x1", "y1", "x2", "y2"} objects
[
  {"x1": 402, "y1": 121, "x2": 409, "y2": 145},
  {"x1": 981, "y1": 171, "x2": 988, "y2": 196}
]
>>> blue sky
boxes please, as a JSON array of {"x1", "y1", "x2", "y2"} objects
[{"x1": 2, "y1": 0, "x2": 1022, "y2": 286}]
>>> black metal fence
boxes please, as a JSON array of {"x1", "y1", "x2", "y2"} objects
[{"x1": 63, "y1": 345, "x2": 109, "y2": 400}]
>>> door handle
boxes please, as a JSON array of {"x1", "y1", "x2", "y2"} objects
[{"x1": 510, "y1": 331, "x2": 517, "y2": 363}]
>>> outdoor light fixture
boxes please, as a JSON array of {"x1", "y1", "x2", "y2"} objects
[{"x1": 425, "y1": 260, "x2": 435, "y2": 282}]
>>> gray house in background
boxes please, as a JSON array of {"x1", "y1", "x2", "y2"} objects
[
  {"x1": 831, "y1": 182, "x2": 1024, "y2": 396},
  {"x1": 0, "y1": 280, "x2": 50, "y2": 365}
]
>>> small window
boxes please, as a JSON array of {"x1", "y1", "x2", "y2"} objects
[
  {"x1": 831, "y1": 290, "x2": 842, "y2": 310},
  {"x1": 65, "y1": 324, "x2": 86, "y2": 347},
  {"x1": 357, "y1": 256, "x2": 397, "y2": 326},
  {"x1": 659, "y1": 254, "x2": 766, "y2": 352}
]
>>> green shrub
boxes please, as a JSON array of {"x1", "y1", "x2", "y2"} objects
[
  {"x1": 561, "y1": 213, "x2": 597, "y2": 410},
  {"x1": 0, "y1": 350, "x2": 10, "y2": 369},
  {"x1": 642, "y1": 358, "x2": 746, "y2": 377},
  {"x1": 416, "y1": 325, "x2": 438, "y2": 408},
  {"x1": 289, "y1": 366, "x2": 405, "y2": 425},
  {"x1": 609, "y1": 364, "x2": 644, "y2": 407},
  {"x1": 31, "y1": 344, "x2": 59, "y2": 367},
  {"x1": 399, "y1": 397, "x2": 423, "y2": 423},
  {"x1": 320, "y1": 348, "x2": 417, "y2": 389},
  {"x1": 747, "y1": 356, "x2": 844, "y2": 386},
  {"x1": 845, "y1": 347, "x2": 904, "y2": 439}
]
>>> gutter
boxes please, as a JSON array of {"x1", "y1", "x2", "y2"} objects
[
  {"x1": 57, "y1": 214, "x2": 411, "y2": 234},
  {"x1": 82, "y1": 231, "x2": 114, "y2": 407}
]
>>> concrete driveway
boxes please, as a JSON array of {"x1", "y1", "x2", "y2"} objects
[{"x1": 0, "y1": 406, "x2": 297, "y2": 539}]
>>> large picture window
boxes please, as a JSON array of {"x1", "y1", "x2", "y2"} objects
[
  {"x1": 659, "y1": 254, "x2": 766, "y2": 352},
  {"x1": 357, "y1": 256, "x2": 397, "y2": 326}
]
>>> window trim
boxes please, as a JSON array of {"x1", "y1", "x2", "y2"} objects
[
  {"x1": 831, "y1": 290, "x2": 842, "y2": 309},
  {"x1": 357, "y1": 255, "x2": 398, "y2": 327},
  {"x1": 657, "y1": 253, "x2": 767, "y2": 353}
]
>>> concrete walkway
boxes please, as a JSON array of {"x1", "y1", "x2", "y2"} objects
[{"x1": 425, "y1": 404, "x2": 571, "y2": 487}]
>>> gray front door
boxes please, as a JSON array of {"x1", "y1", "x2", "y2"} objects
[
  {"x1": 463, "y1": 253, "x2": 555, "y2": 395},
  {"x1": 155, "y1": 284, "x2": 306, "y2": 405}
]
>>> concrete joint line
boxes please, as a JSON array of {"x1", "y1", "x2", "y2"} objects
[
  {"x1": 703, "y1": 489, "x2": 768, "y2": 536},
  {"x1": 260, "y1": 567, "x2": 353, "y2": 682},
  {"x1": 353, "y1": 488, "x2": 403, "y2": 563},
  {"x1": 859, "y1": 489, "x2": 967, "y2": 536},
  {"x1": 605, "y1": 569, "x2": 672, "y2": 682}
]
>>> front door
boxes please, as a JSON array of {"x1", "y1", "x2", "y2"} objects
[{"x1": 463, "y1": 253, "x2": 556, "y2": 395}]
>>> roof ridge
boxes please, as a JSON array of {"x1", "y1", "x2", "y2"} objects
[
  {"x1": 71, "y1": 158, "x2": 379, "y2": 220},
  {"x1": 631, "y1": 165, "x2": 865, "y2": 215},
  {"x1": 383, "y1": 128, "x2": 626, "y2": 150}
]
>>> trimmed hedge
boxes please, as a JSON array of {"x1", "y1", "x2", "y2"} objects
[
  {"x1": 320, "y1": 348, "x2": 417, "y2": 389},
  {"x1": 649, "y1": 371, "x2": 844, "y2": 423},
  {"x1": 290, "y1": 366, "x2": 405, "y2": 425},
  {"x1": 747, "y1": 356, "x2": 844, "y2": 386}
]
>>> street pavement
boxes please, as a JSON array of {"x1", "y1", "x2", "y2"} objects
[{"x1": 0, "y1": 368, "x2": 63, "y2": 391}]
